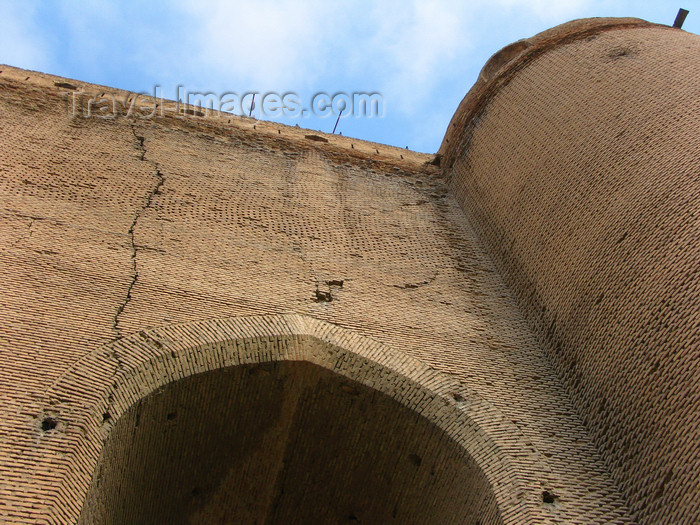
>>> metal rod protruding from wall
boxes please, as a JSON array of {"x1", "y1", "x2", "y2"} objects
[
  {"x1": 332, "y1": 109, "x2": 343, "y2": 134},
  {"x1": 673, "y1": 8, "x2": 689, "y2": 28}
]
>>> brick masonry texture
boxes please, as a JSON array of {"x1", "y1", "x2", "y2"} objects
[
  {"x1": 442, "y1": 19, "x2": 700, "y2": 525},
  {"x1": 0, "y1": 16, "x2": 695, "y2": 524}
]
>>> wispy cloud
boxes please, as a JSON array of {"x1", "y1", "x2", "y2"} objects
[
  {"x1": 8, "y1": 0, "x2": 672, "y2": 152},
  {"x1": 176, "y1": 0, "x2": 339, "y2": 91},
  {"x1": 0, "y1": 1, "x2": 48, "y2": 71},
  {"x1": 494, "y1": 0, "x2": 593, "y2": 22},
  {"x1": 358, "y1": 0, "x2": 474, "y2": 116}
]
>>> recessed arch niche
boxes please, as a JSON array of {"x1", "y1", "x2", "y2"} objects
[
  {"x1": 80, "y1": 360, "x2": 498, "y2": 524},
  {"x1": 40, "y1": 314, "x2": 544, "y2": 524}
]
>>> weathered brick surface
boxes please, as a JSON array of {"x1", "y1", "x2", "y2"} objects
[
  {"x1": 0, "y1": 19, "x2": 685, "y2": 521},
  {"x1": 442, "y1": 20, "x2": 700, "y2": 525},
  {"x1": 77, "y1": 333, "x2": 502, "y2": 525}
]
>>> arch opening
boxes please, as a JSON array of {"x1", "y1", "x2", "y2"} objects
[{"x1": 78, "y1": 360, "x2": 501, "y2": 525}]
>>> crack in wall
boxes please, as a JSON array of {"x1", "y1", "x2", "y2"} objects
[
  {"x1": 392, "y1": 269, "x2": 440, "y2": 290},
  {"x1": 7, "y1": 217, "x2": 34, "y2": 249},
  {"x1": 112, "y1": 124, "x2": 165, "y2": 340}
]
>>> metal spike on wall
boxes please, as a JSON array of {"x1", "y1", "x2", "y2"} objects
[
  {"x1": 673, "y1": 8, "x2": 689, "y2": 28},
  {"x1": 332, "y1": 109, "x2": 343, "y2": 134}
]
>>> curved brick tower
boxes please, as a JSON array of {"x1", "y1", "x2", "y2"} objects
[
  {"x1": 440, "y1": 17, "x2": 700, "y2": 525},
  {"x1": 0, "y1": 17, "x2": 697, "y2": 525}
]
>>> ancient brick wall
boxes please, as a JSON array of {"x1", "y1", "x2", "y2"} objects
[
  {"x1": 0, "y1": 61, "x2": 635, "y2": 523},
  {"x1": 442, "y1": 19, "x2": 700, "y2": 525}
]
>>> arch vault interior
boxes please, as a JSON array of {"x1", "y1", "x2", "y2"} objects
[{"x1": 79, "y1": 361, "x2": 501, "y2": 525}]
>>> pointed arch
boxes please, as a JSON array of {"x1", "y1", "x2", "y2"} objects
[{"x1": 39, "y1": 314, "x2": 547, "y2": 524}]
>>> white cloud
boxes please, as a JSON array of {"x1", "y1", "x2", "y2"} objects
[
  {"x1": 166, "y1": 0, "x2": 597, "y2": 119},
  {"x1": 0, "y1": 0, "x2": 601, "y2": 152},
  {"x1": 492, "y1": 0, "x2": 592, "y2": 21},
  {"x1": 165, "y1": 0, "x2": 599, "y2": 149},
  {"x1": 362, "y1": 0, "x2": 474, "y2": 115},
  {"x1": 176, "y1": 0, "x2": 339, "y2": 90},
  {"x1": 329, "y1": 0, "x2": 594, "y2": 118},
  {"x1": 0, "y1": 2, "x2": 48, "y2": 70}
]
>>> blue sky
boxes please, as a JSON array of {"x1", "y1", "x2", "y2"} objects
[{"x1": 1, "y1": 1, "x2": 696, "y2": 152}]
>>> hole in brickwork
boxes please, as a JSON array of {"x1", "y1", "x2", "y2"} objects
[
  {"x1": 607, "y1": 46, "x2": 638, "y2": 59},
  {"x1": 41, "y1": 417, "x2": 58, "y2": 432},
  {"x1": 305, "y1": 134, "x2": 328, "y2": 143},
  {"x1": 429, "y1": 155, "x2": 441, "y2": 167},
  {"x1": 314, "y1": 289, "x2": 332, "y2": 302},
  {"x1": 182, "y1": 108, "x2": 205, "y2": 117},
  {"x1": 79, "y1": 362, "x2": 502, "y2": 524},
  {"x1": 542, "y1": 490, "x2": 557, "y2": 504},
  {"x1": 54, "y1": 81, "x2": 78, "y2": 90},
  {"x1": 341, "y1": 384, "x2": 360, "y2": 396}
]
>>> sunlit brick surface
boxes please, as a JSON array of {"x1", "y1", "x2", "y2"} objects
[
  {"x1": 3, "y1": 18, "x2": 692, "y2": 521},
  {"x1": 443, "y1": 21, "x2": 700, "y2": 525}
]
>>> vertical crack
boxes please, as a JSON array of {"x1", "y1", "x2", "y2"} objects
[
  {"x1": 112, "y1": 124, "x2": 165, "y2": 339},
  {"x1": 8, "y1": 217, "x2": 34, "y2": 248}
]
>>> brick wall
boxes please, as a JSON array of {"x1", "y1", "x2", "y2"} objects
[
  {"x1": 444, "y1": 20, "x2": 700, "y2": 525},
  {"x1": 0, "y1": 49, "x2": 638, "y2": 525}
]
